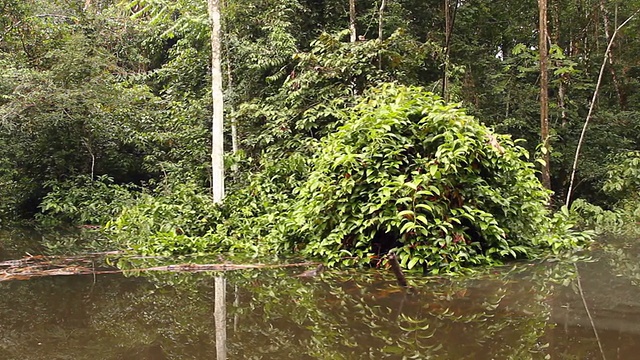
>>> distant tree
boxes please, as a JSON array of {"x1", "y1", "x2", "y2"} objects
[
  {"x1": 538, "y1": 0, "x2": 551, "y2": 191},
  {"x1": 349, "y1": 0, "x2": 356, "y2": 42}
]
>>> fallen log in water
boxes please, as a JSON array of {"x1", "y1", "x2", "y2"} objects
[
  {"x1": 0, "y1": 251, "x2": 124, "y2": 269},
  {"x1": 0, "y1": 254, "x2": 321, "y2": 282},
  {"x1": 141, "y1": 262, "x2": 320, "y2": 272}
]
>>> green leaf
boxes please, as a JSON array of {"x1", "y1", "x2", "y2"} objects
[
  {"x1": 429, "y1": 165, "x2": 438, "y2": 177},
  {"x1": 416, "y1": 215, "x2": 429, "y2": 225},
  {"x1": 407, "y1": 256, "x2": 420, "y2": 270}
]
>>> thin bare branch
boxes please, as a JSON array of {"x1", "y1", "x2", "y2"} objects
[{"x1": 565, "y1": 9, "x2": 640, "y2": 206}]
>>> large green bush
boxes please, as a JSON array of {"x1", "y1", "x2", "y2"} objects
[{"x1": 279, "y1": 84, "x2": 588, "y2": 272}]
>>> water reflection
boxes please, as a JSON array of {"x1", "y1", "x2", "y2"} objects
[
  {"x1": 0, "y1": 234, "x2": 639, "y2": 359},
  {"x1": 0, "y1": 228, "x2": 45, "y2": 261},
  {"x1": 214, "y1": 276, "x2": 227, "y2": 360}
]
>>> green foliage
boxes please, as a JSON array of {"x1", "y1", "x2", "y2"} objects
[
  {"x1": 105, "y1": 182, "x2": 222, "y2": 255},
  {"x1": 569, "y1": 199, "x2": 628, "y2": 234},
  {"x1": 224, "y1": 151, "x2": 315, "y2": 254},
  {"x1": 138, "y1": 97, "x2": 212, "y2": 185},
  {"x1": 2, "y1": 0, "x2": 622, "y2": 274},
  {"x1": 604, "y1": 151, "x2": 640, "y2": 198},
  {"x1": 569, "y1": 151, "x2": 640, "y2": 235},
  {"x1": 277, "y1": 84, "x2": 589, "y2": 272},
  {"x1": 0, "y1": 149, "x2": 20, "y2": 224},
  {"x1": 103, "y1": 84, "x2": 590, "y2": 271},
  {"x1": 37, "y1": 175, "x2": 139, "y2": 226},
  {"x1": 235, "y1": 29, "x2": 433, "y2": 154},
  {"x1": 0, "y1": 9, "x2": 162, "y2": 216}
]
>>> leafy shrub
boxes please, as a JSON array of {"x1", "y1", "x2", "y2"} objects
[
  {"x1": 569, "y1": 199, "x2": 627, "y2": 234},
  {"x1": 278, "y1": 84, "x2": 589, "y2": 272},
  {"x1": 215, "y1": 151, "x2": 312, "y2": 251},
  {"x1": 603, "y1": 151, "x2": 640, "y2": 200},
  {"x1": 37, "y1": 175, "x2": 138, "y2": 226},
  {"x1": 568, "y1": 152, "x2": 640, "y2": 235},
  {"x1": 103, "y1": 149, "x2": 312, "y2": 257},
  {"x1": 105, "y1": 182, "x2": 222, "y2": 255}
]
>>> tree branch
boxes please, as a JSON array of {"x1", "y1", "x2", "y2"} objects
[{"x1": 565, "y1": 9, "x2": 639, "y2": 206}]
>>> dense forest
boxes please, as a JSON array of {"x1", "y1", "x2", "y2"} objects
[{"x1": 1, "y1": 0, "x2": 639, "y2": 272}]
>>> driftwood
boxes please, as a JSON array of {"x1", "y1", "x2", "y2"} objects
[{"x1": 0, "y1": 254, "x2": 321, "y2": 282}]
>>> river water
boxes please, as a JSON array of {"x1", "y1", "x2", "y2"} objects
[{"x1": 0, "y1": 230, "x2": 639, "y2": 359}]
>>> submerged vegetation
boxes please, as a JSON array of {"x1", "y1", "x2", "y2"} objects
[{"x1": 2, "y1": 0, "x2": 640, "y2": 272}]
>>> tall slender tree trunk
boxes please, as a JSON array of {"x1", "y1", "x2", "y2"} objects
[
  {"x1": 378, "y1": 0, "x2": 386, "y2": 41},
  {"x1": 442, "y1": 0, "x2": 458, "y2": 102},
  {"x1": 442, "y1": 0, "x2": 450, "y2": 100},
  {"x1": 221, "y1": 0, "x2": 239, "y2": 172},
  {"x1": 599, "y1": 0, "x2": 625, "y2": 109},
  {"x1": 378, "y1": 0, "x2": 386, "y2": 69},
  {"x1": 208, "y1": 0, "x2": 225, "y2": 203},
  {"x1": 349, "y1": 0, "x2": 357, "y2": 42},
  {"x1": 539, "y1": 0, "x2": 552, "y2": 191},
  {"x1": 229, "y1": 62, "x2": 239, "y2": 172},
  {"x1": 229, "y1": 67, "x2": 238, "y2": 158},
  {"x1": 550, "y1": 0, "x2": 569, "y2": 200},
  {"x1": 551, "y1": 0, "x2": 568, "y2": 127},
  {"x1": 220, "y1": 0, "x2": 240, "y2": 156}
]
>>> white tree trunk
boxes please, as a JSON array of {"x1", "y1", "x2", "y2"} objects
[
  {"x1": 209, "y1": 0, "x2": 225, "y2": 203},
  {"x1": 349, "y1": 0, "x2": 356, "y2": 42},
  {"x1": 377, "y1": 0, "x2": 386, "y2": 69},
  {"x1": 378, "y1": 0, "x2": 386, "y2": 41}
]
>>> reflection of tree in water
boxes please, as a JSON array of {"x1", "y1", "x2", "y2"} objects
[
  {"x1": 0, "y1": 258, "x2": 576, "y2": 359},
  {"x1": 599, "y1": 237, "x2": 640, "y2": 287},
  {"x1": 0, "y1": 228, "x2": 46, "y2": 260},
  {"x1": 0, "y1": 273, "x2": 217, "y2": 360},
  {"x1": 546, "y1": 237, "x2": 640, "y2": 360},
  {"x1": 222, "y1": 262, "x2": 570, "y2": 359}
]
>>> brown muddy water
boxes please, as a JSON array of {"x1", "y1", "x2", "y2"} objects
[{"x1": 0, "y1": 230, "x2": 639, "y2": 359}]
